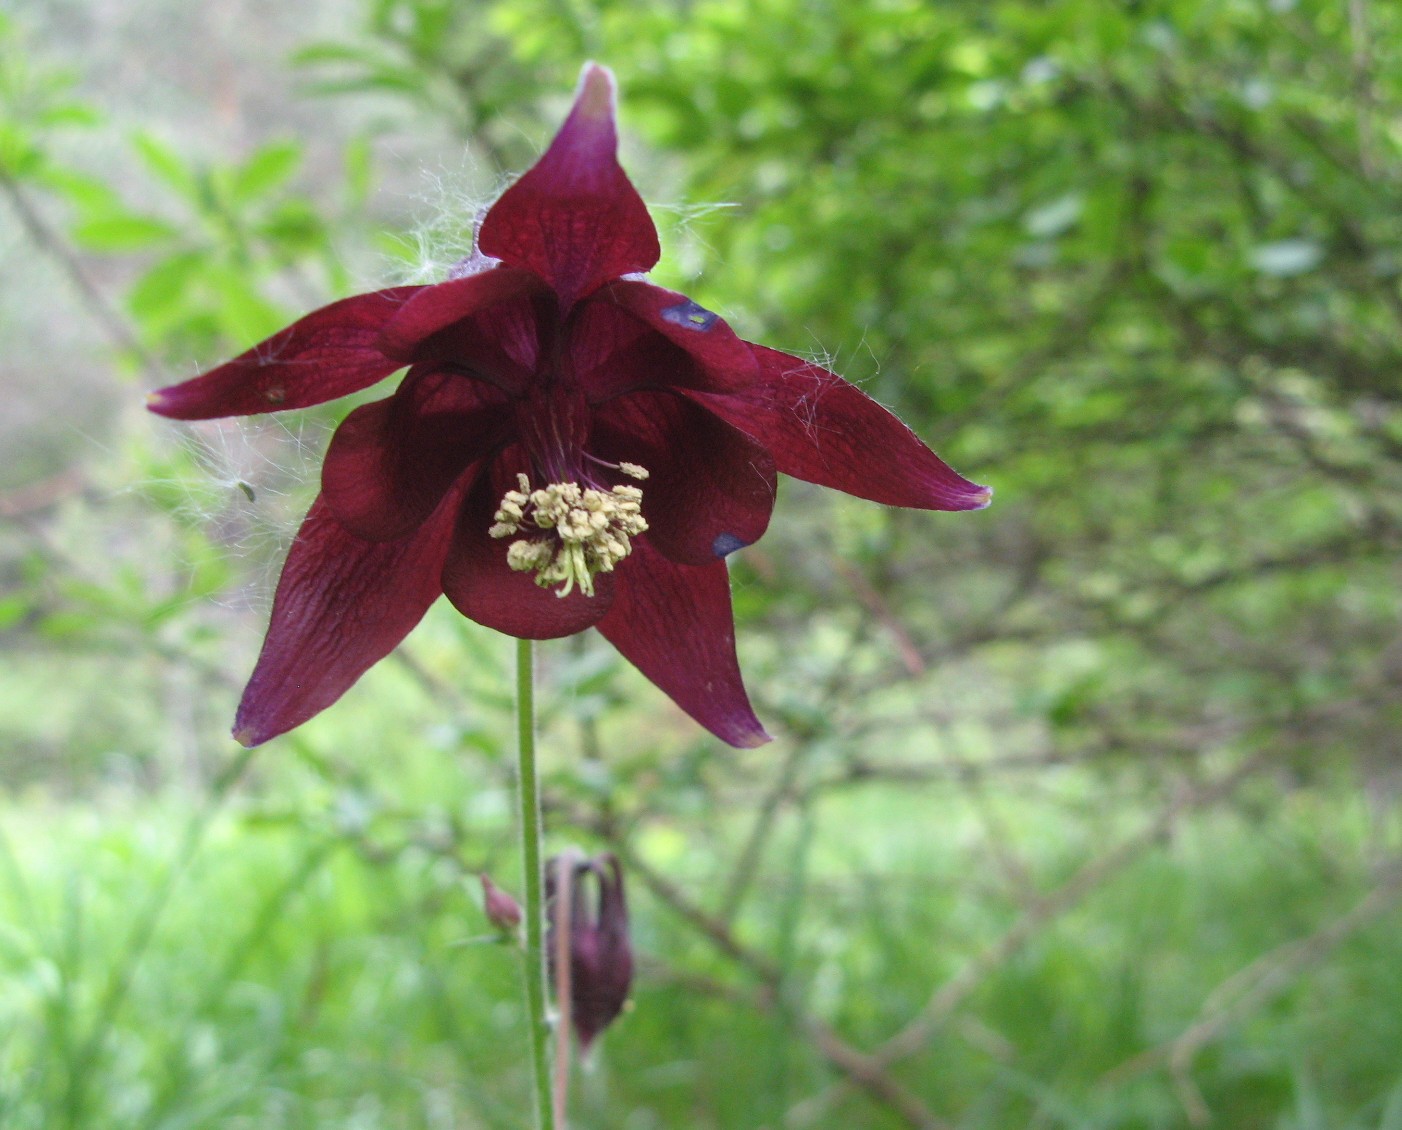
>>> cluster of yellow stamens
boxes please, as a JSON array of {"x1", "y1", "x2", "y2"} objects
[{"x1": 490, "y1": 463, "x2": 649, "y2": 598}]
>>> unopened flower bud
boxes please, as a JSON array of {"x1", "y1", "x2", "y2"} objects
[
  {"x1": 480, "y1": 873, "x2": 523, "y2": 935},
  {"x1": 546, "y1": 853, "x2": 633, "y2": 1050}
]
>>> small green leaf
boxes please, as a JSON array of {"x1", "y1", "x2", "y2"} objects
[
  {"x1": 36, "y1": 102, "x2": 102, "y2": 129},
  {"x1": 257, "y1": 199, "x2": 325, "y2": 251},
  {"x1": 306, "y1": 69, "x2": 426, "y2": 97},
  {"x1": 0, "y1": 123, "x2": 40, "y2": 178},
  {"x1": 0, "y1": 594, "x2": 29, "y2": 630},
  {"x1": 230, "y1": 140, "x2": 302, "y2": 204},
  {"x1": 132, "y1": 131, "x2": 200, "y2": 199},
  {"x1": 409, "y1": 3, "x2": 452, "y2": 53},
  {"x1": 33, "y1": 167, "x2": 118, "y2": 211},
  {"x1": 129, "y1": 252, "x2": 205, "y2": 321},
  {"x1": 343, "y1": 135, "x2": 374, "y2": 207},
  {"x1": 291, "y1": 42, "x2": 392, "y2": 67},
  {"x1": 37, "y1": 610, "x2": 96, "y2": 640},
  {"x1": 71, "y1": 213, "x2": 178, "y2": 252}
]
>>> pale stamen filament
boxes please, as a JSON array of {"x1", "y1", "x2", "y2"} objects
[{"x1": 583, "y1": 452, "x2": 650, "y2": 482}]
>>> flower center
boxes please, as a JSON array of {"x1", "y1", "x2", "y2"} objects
[{"x1": 489, "y1": 463, "x2": 649, "y2": 598}]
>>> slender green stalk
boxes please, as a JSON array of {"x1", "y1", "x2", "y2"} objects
[{"x1": 515, "y1": 637, "x2": 556, "y2": 1130}]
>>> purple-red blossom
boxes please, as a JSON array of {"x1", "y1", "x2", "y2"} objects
[
  {"x1": 147, "y1": 63, "x2": 990, "y2": 749},
  {"x1": 546, "y1": 853, "x2": 633, "y2": 1051}
]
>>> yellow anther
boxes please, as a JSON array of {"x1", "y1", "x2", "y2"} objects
[
  {"x1": 507, "y1": 540, "x2": 554, "y2": 572},
  {"x1": 490, "y1": 468, "x2": 650, "y2": 598}
]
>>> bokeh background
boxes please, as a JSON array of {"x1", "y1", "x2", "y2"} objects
[{"x1": 3, "y1": 1, "x2": 1402, "y2": 1126}]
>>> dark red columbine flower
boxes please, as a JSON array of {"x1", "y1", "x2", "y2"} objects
[
  {"x1": 147, "y1": 64, "x2": 990, "y2": 749},
  {"x1": 546, "y1": 853, "x2": 633, "y2": 1051}
]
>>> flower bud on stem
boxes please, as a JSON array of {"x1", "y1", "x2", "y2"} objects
[{"x1": 480, "y1": 873, "x2": 523, "y2": 938}]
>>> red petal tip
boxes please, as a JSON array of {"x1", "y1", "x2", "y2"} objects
[
  {"x1": 476, "y1": 63, "x2": 658, "y2": 301},
  {"x1": 734, "y1": 726, "x2": 773, "y2": 749},
  {"x1": 231, "y1": 725, "x2": 260, "y2": 748},
  {"x1": 145, "y1": 389, "x2": 176, "y2": 415},
  {"x1": 576, "y1": 63, "x2": 616, "y2": 121}
]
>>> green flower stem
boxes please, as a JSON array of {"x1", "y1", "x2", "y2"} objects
[{"x1": 515, "y1": 637, "x2": 556, "y2": 1130}]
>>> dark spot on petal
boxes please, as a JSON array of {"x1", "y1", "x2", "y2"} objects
[
  {"x1": 712, "y1": 532, "x2": 748, "y2": 558},
  {"x1": 662, "y1": 300, "x2": 718, "y2": 332}
]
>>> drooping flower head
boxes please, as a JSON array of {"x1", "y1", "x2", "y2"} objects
[
  {"x1": 147, "y1": 64, "x2": 990, "y2": 748},
  {"x1": 546, "y1": 852, "x2": 633, "y2": 1051}
]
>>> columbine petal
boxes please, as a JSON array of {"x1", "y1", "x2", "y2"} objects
[
  {"x1": 692, "y1": 345, "x2": 993, "y2": 511},
  {"x1": 597, "y1": 540, "x2": 769, "y2": 748},
  {"x1": 146, "y1": 287, "x2": 422, "y2": 419},
  {"x1": 564, "y1": 298, "x2": 698, "y2": 402},
  {"x1": 591, "y1": 391, "x2": 776, "y2": 565},
  {"x1": 321, "y1": 368, "x2": 509, "y2": 542},
  {"x1": 232, "y1": 491, "x2": 459, "y2": 747},
  {"x1": 378, "y1": 266, "x2": 544, "y2": 372},
  {"x1": 477, "y1": 64, "x2": 660, "y2": 307},
  {"x1": 590, "y1": 280, "x2": 759, "y2": 392},
  {"x1": 441, "y1": 467, "x2": 616, "y2": 639}
]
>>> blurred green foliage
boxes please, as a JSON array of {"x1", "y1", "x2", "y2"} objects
[{"x1": 2, "y1": 0, "x2": 1402, "y2": 1126}]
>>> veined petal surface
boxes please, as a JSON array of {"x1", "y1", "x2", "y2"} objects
[
  {"x1": 147, "y1": 287, "x2": 423, "y2": 419},
  {"x1": 693, "y1": 345, "x2": 993, "y2": 511},
  {"x1": 378, "y1": 267, "x2": 544, "y2": 371},
  {"x1": 592, "y1": 280, "x2": 758, "y2": 392},
  {"x1": 322, "y1": 368, "x2": 508, "y2": 542},
  {"x1": 591, "y1": 391, "x2": 775, "y2": 565},
  {"x1": 232, "y1": 490, "x2": 459, "y2": 746},
  {"x1": 597, "y1": 540, "x2": 769, "y2": 748}
]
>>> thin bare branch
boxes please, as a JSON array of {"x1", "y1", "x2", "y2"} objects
[
  {"x1": 0, "y1": 167, "x2": 163, "y2": 377},
  {"x1": 786, "y1": 751, "x2": 1271, "y2": 1127},
  {"x1": 718, "y1": 738, "x2": 808, "y2": 924},
  {"x1": 1101, "y1": 859, "x2": 1402, "y2": 1125},
  {"x1": 613, "y1": 840, "x2": 954, "y2": 1130}
]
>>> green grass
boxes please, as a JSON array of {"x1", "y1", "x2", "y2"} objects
[{"x1": 1, "y1": 766, "x2": 1400, "y2": 1129}]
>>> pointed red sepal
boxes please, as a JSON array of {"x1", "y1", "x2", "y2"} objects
[
  {"x1": 477, "y1": 64, "x2": 660, "y2": 308},
  {"x1": 231, "y1": 490, "x2": 460, "y2": 746},
  {"x1": 146, "y1": 288, "x2": 422, "y2": 419},
  {"x1": 693, "y1": 345, "x2": 993, "y2": 511},
  {"x1": 597, "y1": 540, "x2": 770, "y2": 748}
]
